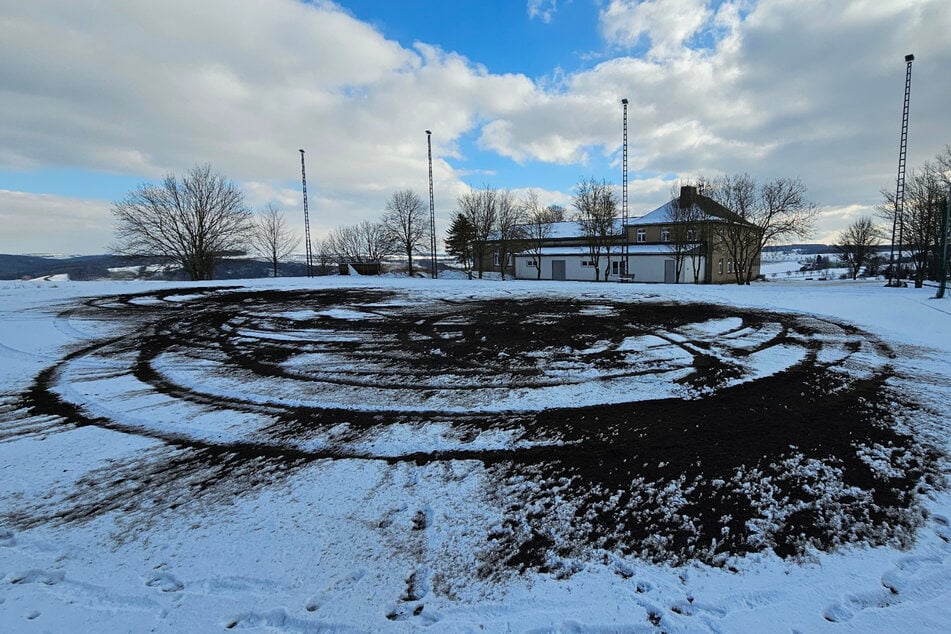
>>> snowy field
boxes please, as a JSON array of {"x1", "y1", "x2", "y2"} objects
[{"x1": 1, "y1": 274, "x2": 950, "y2": 632}]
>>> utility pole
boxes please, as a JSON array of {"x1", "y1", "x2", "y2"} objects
[
  {"x1": 426, "y1": 130, "x2": 437, "y2": 278},
  {"x1": 621, "y1": 98, "x2": 629, "y2": 277},
  {"x1": 887, "y1": 53, "x2": 914, "y2": 287},
  {"x1": 299, "y1": 149, "x2": 314, "y2": 277}
]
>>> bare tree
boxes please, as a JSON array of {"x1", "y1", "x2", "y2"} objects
[
  {"x1": 834, "y1": 217, "x2": 881, "y2": 280},
  {"x1": 494, "y1": 189, "x2": 525, "y2": 280},
  {"x1": 881, "y1": 161, "x2": 946, "y2": 287},
  {"x1": 327, "y1": 220, "x2": 395, "y2": 268},
  {"x1": 314, "y1": 236, "x2": 336, "y2": 275},
  {"x1": 704, "y1": 174, "x2": 817, "y2": 285},
  {"x1": 111, "y1": 164, "x2": 252, "y2": 280},
  {"x1": 572, "y1": 177, "x2": 619, "y2": 282},
  {"x1": 936, "y1": 144, "x2": 951, "y2": 190},
  {"x1": 250, "y1": 203, "x2": 300, "y2": 278},
  {"x1": 665, "y1": 185, "x2": 706, "y2": 283},
  {"x1": 458, "y1": 186, "x2": 497, "y2": 279},
  {"x1": 545, "y1": 204, "x2": 568, "y2": 223},
  {"x1": 382, "y1": 189, "x2": 428, "y2": 277},
  {"x1": 521, "y1": 190, "x2": 557, "y2": 280}
]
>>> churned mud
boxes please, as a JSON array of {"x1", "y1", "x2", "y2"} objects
[{"x1": 3, "y1": 287, "x2": 943, "y2": 569}]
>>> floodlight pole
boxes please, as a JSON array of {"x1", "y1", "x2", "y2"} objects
[
  {"x1": 621, "y1": 98, "x2": 629, "y2": 277},
  {"x1": 936, "y1": 186, "x2": 949, "y2": 299},
  {"x1": 887, "y1": 53, "x2": 914, "y2": 287},
  {"x1": 299, "y1": 149, "x2": 314, "y2": 277},
  {"x1": 426, "y1": 130, "x2": 437, "y2": 279}
]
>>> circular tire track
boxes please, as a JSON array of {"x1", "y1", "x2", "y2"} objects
[{"x1": 7, "y1": 287, "x2": 943, "y2": 566}]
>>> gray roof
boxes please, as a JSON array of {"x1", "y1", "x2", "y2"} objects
[
  {"x1": 628, "y1": 192, "x2": 758, "y2": 228},
  {"x1": 515, "y1": 243, "x2": 702, "y2": 257}
]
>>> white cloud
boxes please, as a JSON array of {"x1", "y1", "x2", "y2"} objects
[
  {"x1": 474, "y1": 0, "x2": 951, "y2": 211},
  {"x1": 812, "y1": 204, "x2": 884, "y2": 245},
  {"x1": 528, "y1": 0, "x2": 559, "y2": 24},
  {"x1": 600, "y1": 0, "x2": 714, "y2": 59},
  {"x1": 1, "y1": 0, "x2": 950, "y2": 256},
  {"x1": 0, "y1": 1, "x2": 539, "y2": 247},
  {"x1": 0, "y1": 190, "x2": 112, "y2": 254}
]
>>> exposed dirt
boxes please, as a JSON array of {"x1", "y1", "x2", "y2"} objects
[{"x1": 3, "y1": 287, "x2": 943, "y2": 569}]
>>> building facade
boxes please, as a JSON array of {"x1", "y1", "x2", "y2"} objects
[{"x1": 478, "y1": 186, "x2": 762, "y2": 284}]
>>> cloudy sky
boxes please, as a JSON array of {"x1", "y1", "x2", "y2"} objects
[{"x1": 2, "y1": 0, "x2": 949, "y2": 254}]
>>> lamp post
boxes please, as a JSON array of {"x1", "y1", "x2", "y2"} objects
[{"x1": 426, "y1": 130, "x2": 437, "y2": 279}]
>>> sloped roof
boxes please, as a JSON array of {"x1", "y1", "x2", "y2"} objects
[
  {"x1": 515, "y1": 243, "x2": 703, "y2": 257},
  {"x1": 488, "y1": 219, "x2": 629, "y2": 242},
  {"x1": 628, "y1": 191, "x2": 757, "y2": 228},
  {"x1": 544, "y1": 219, "x2": 627, "y2": 239},
  {"x1": 487, "y1": 188, "x2": 755, "y2": 241}
]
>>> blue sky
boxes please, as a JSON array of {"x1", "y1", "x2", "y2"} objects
[
  {"x1": 2, "y1": 0, "x2": 950, "y2": 254},
  {"x1": 340, "y1": 1, "x2": 606, "y2": 78}
]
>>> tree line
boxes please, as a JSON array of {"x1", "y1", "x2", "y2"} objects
[
  {"x1": 874, "y1": 145, "x2": 951, "y2": 286},
  {"x1": 111, "y1": 164, "x2": 825, "y2": 285},
  {"x1": 112, "y1": 164, "x2": 300, "y2": 280},
  {"x1": 110, "y1": 164, "x2": 434, "y2": 280},
  {"x1": 830, "y1": 145, "x2": 951, "y2": 285}
]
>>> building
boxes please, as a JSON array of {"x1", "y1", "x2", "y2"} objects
[{"x1": 481, "y1": 186, "x2": 763, "y2": 284}]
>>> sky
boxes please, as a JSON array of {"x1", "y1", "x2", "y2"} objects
[{"x1": 1, "y1": 0, "x2": 950, "y2": 255}]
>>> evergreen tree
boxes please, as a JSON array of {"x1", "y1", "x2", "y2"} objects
[{"x1": 445, "y1": 211, "x2": 475, "y2": 278}]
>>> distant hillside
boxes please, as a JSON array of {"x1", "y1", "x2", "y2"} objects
[
  {"x1": 763, "y1": 244, "x2": 892, "y2": 256},
  {"x1": 762, "y1": 244, "x2": 832, "y2": 255},
  {"x1": 0, "y1": 254, "x2": 312, "y2": 281}
]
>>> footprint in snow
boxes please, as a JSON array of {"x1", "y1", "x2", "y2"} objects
[
  {"x1": 401, "y1": 567, "x2": 430, "y2": 602},
  {"x1": 0, "y1": 528, "x2": 15, "y2": 547},
  {"x1": 932, "y1": 514, "x2": 951, "y2": 544},
  {"x1": 412, "y1": 506, "x2": 433, "y2": 531},
  {"x1": 823, "y1": 589, "x2": 899, "y2": 623},
  {"x1": 145, "y1": 571, "x2": 184, "y2": 593},
  {"x1": 304, "y1": 568, "x2": 367, "y2": 612},
  {"x1": 385, "y1": 602, "x2": 441, "y2": 626},
  {"x1": 9, "y1": 569, "x2": 64, "y2": 586}
]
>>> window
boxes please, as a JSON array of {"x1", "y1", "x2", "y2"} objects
[
  {"x1": 661, "y1": 227, "x2": 671, "y2": 242},
  {"x1": 581, "y1": 259, "x2": 594, "y2": 267},
  {"x1": 718, "y1": 258, "x2": 723, "y2": 274},
  {"x1": 612, "y1": 261, "x2": 620, "y2": 275},
  {"x1": 636, "y1": 229, "x2": 646, "y2": 243},
  {"x1": 493, "y1": 252, "x2": 500, "y2": 266},
  {"x1": 727, "y1": 259, "x2": 734, "y2": 273},
  {"x1": 527, "y1": 259, "x2": 537, "y2": 267},
  {"x1": 686, "y1": 228, "x2": 697, "y2": 241}
]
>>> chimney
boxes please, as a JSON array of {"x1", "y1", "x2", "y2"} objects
[{"x1": 679, "y1": 185, "x2": 697, "y2": 208}]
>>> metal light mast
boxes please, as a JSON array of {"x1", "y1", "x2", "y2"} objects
[
  {"x1": 621, "y1": 98, "x2": 629, "y2": 276},
  {"x1": 887, "y1": 53, "x2": 914, "y2": 287},
  {"x1": 299, "y1": 149, "x2": 314, "y2": 277},
  {"x1": 426, "y1": 130, "x2": 437, "y2": 279},
  {"x1": 936, "y1": 186, "x2": 949, "y2": 299}
]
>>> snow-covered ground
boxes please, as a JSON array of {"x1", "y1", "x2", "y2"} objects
[{"x1": 1, "y1": 275, "x2": 950, "y2": 632}]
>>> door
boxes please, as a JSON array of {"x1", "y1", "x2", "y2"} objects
[
  {"x1": 552, "y1": 260, "x2": 566, "y2": 280},
  {"x1": 664, "y1": 259, "x2": 677, "y2": 284}
]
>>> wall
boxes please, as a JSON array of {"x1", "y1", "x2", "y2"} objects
[
  {"x1": 514, "y1": 255, "x2": 601, "y2": 281},
  {"x1": 516, "y1": 254, "x2": 706, "y2": 283}
]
